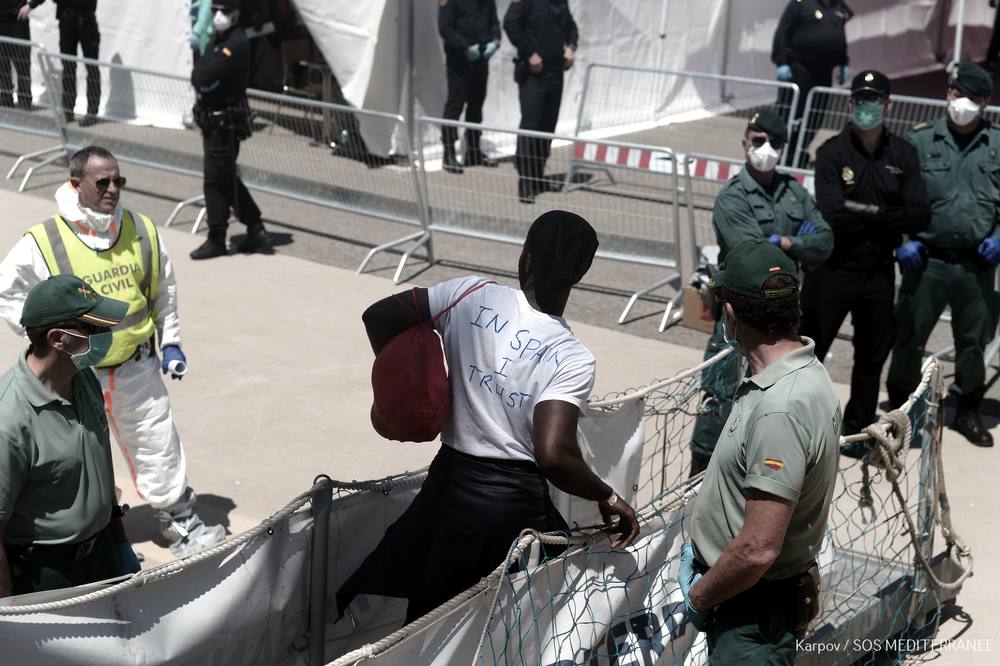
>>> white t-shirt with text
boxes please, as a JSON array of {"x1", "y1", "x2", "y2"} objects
[{"x1": 427, "y1": 276, "x2": 596, "y2": 462}]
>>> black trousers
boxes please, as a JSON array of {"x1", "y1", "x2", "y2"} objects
[
  {"x1": 800, "y1": 263, "x2": 896, "y2": 434},
  {"x1": 0, "y1": 17, "x2": 31, "y2": 109},
  {"x1": 441, "y1": 47, "x2": 489, "y2": 147},
  {"x1": 777, "y1": 61, "x2": 832, "y2": 168},
  {"x1": 59, "y1": 9, "x2": 100, "y2": 116},
  {"x1": 202, "y1": 123, "x2": 261, "y2": 243},
  {"x1": 516, "y1": 67, "x2": 564, "y2": 188},
  {"x1": 336, "y1": 445, "x2": 567, "y2": 625}
]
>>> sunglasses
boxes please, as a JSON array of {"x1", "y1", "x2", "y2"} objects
[
  {"x1": 92, "y1": 176, "x2": 126, "y2": 191},
  {"x1": 750, "y1": 136, "x2": 785, "y2": 151}
]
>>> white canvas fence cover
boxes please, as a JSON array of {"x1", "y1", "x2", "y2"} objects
[{"x1": 0, "y1": 511, "x2": 314, "y2": 666}]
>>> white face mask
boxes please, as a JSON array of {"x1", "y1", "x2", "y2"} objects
[
  {"x1": 212, "y1": 10, "x2": 233, "y2": 33},
  {"x1": 947, "y1": 96, "x2": 982, "y2": 126},
  {"x1": 747, "y1": 141, "x2": 780, "y2": 172},
  {"x1": 79, "y1": 204, "x2": 117, "y2": 233}
]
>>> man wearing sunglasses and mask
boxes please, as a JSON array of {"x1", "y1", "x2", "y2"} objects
[
  {"x1": 885, "y1": 62, "x2": 1000, "y2": 447},
  {"x1": 802, "y1": 71, "x2": 930, "y2": 458},
  {"x1": 0, "y1": 275, "x2": 141, "y2": 596},
  {"x1": 0, "y1": 146, "x2": 227, "y2": 557},
  {"x1": 687, "y1": 110, "x2": 832, "y2": 477}
]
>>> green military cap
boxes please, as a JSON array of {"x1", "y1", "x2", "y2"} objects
[
  {"x1": 711, "y1": 238, "x2": 799, "y2": 299},
  {"x1": 20, "y1": 274, "x2": 128, "y2": 329},
  {"x1": 949, "y1": 61, "x2": 993, "y2": 99},
  {"x1": 746, "y1": 109, "x2": 789, "y2": 144}
]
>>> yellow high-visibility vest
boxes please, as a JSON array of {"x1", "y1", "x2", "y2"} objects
[{"x1": 27, "y1": 211, "x2": 161, "y2": 367}]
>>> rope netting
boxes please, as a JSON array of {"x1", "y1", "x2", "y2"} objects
[{"x1": 466, "y1": 354, "x2": 970, "y2": 666}]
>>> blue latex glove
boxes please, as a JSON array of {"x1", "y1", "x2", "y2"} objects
[
  {"x1": 768, "y1": 233, "x2": 782, "y2": 246},
  {"x1": 776, "y1": 64, "x2": 793, "y2": 82},
  {"x1": 482, "y1": 41, "x2": 498, "y2": 60},
  {"x1": 679, "y1": 542, "x2": 711, "y2": 631},
  {"x1": 798, "y1": 219, "x2": 817, "y2": 236},
  {"x1": 896, "y1": 240, "x2": 927, "y2": 270},
  {"x1": 161, "y1": 344, "x2": 187, "y2": 380},
  {"x1": 980, "y1": 237, "x2": 1000, "y2": 264},
  {"x1": 838, "y1": 65, "x2": 849, "y2": 85},
  {"x1": 466, "y1": 44, "x2": 481, "y2": 62},
  {"x1": 114, "y1": 542, "x2": 141, "y2": 575}
]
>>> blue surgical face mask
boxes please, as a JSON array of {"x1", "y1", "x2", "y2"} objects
[
  {"x1": 852, "y1": 101, "x2": 885, "y2": 130},
  {"x1": 57, "y1": 329, "x2": 113, "y2": 369}
]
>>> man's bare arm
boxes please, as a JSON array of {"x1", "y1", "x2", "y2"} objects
[
  {"x1": 361, "y1": 288, "x2": 431, "y2": 355},
  {"x1": 689, "y1": 489, "x2": 795, "y2": 609}
]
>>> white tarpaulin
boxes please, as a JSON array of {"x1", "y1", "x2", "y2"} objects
[{"x1": 27, "y1": 1, "x2": 192, "y2": 123}]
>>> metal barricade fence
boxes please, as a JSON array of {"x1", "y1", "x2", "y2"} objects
[
  {"x1": 573, "y1": 63, "x2": 799, "y2": 156},
  {"x1": 23, "y1": 51, "x2": 429, "y2": 276},
  {"x1": 792, "y1": 85, "x2": 1000, "y2": 167},
  {"x1": 0, "y1": 35, "x2": 69, "y2": 186},
  {"x1": 417, "y1": 116, "x2": 686, "y2": 329}
]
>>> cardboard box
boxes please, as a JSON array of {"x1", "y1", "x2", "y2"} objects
[{"x1": 681, "y1": 285, "x2": 716, "y2": 334}]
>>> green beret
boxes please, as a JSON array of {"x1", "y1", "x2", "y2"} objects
[
  {"x1": 746, "y1": 109, "x2": 789, "y2": 144},
  {"x1": 949, "y1": 62, "x2": 993, "y2": 99}
]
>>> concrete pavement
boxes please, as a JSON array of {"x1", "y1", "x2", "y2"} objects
[{"x1": 0, "y1": 186, "x2": 995, "y2": 664}]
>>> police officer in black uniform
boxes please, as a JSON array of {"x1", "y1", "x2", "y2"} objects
[
  {"x1": 504, "y1": 0, "x2": 578, "y2": 204},
  {"x1": 801, "y1": 70, "x2": 931, "y2": 453},
  {"x1": 0, "y1": 0, "x2": 41, "y2": 109},
  {"x1": 189, "y1": 0, "x2": 268, "y2": 261},
  {"x1": 772, "y1": 0, "x2": 853, "y2": 168},
  {"x1": 439, "y1": 0, "x2": 500, "y2": 175},
  {"x1": 35, "y1": 0, "x2": 102, "y2": 125}
]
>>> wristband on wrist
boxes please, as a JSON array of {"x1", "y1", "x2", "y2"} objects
[{"x1": 601, "y1": 490, "x2": 618, "y2": 507}]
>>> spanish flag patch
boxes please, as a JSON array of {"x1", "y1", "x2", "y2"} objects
[{"x1": 763, "y1": 458, "x2": 784, "y2": 471}]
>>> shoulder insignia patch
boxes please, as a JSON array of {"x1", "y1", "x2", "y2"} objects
[
  {"x1": 763, "y1": 458, "x2": 785, "y2": 471},
  {"x1": 223, "y1": 47, "x2": 232, "y2": 57},
  {"x1": 842, "y1": 165, "x2": 855, "y2": 185}
]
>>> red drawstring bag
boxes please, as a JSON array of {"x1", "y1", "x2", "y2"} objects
[{"x1": 370, "y1": 281, "x2": 494, "y2": 442}]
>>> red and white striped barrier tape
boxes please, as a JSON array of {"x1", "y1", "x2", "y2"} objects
[
  {"x1": 572, "y1": 142, "x2": 676, "y2": 174},
  {"x1": 686, "y1": 156, "x2": 815, "y2": 194}
]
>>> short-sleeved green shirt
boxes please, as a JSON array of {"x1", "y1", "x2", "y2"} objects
[
  {"x1": 691, "y1": 338, "x2": 841, "y2": 580},
  {"x1": 0, "y1": 353, "x2": 115, "y2": 546},
  {"x1": 713, "y1": 169, "x2": 834, "y2": 270}
]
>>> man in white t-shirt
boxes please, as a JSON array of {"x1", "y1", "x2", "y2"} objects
[{"x1": 338, "y1": 210, "x2": 640, "y2": 624}]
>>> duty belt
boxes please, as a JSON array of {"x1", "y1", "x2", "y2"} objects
[
  {"x1": 924, "y1": 245, "x2": 980, "y2": 264},
  {"x1": 5, "y1": 526, "x2": 106, "y2": 565}
]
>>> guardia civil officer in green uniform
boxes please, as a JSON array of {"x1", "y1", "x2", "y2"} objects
[
  {"x1": 679, "y1": 238, "x2": 841, "y2": 664},
  {"x1": 886, "y1": 62, "x2": 1000, "y2": 447},
  {"x1": 688, "y1": 110, "x2": 833, "y2": 476},
  {"x1": 0, "y1": 275, "x2": 141, "y2": 597}
]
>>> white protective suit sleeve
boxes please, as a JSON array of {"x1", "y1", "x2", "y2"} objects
[
  {"x1": 0, "y1": 234, "x2": 50, "y2": 337},
  {"x1": 0, "y1": 228, "x2": 181, "y2": 350}
]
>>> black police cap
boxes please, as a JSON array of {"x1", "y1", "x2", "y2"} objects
[{"x1": 851, "y1": 70, "x2": 890, "y2": 98}]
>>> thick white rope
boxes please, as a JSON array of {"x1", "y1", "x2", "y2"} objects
[{"x1": 588, "y1": 348, "x2": 733, "y2": 409}]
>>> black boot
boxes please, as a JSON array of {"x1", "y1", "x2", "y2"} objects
[
  {"x1": 464, "y1": 130, "x2": 497, "y2": 167},
  {"x1": 952, "y1": 390, "x2": 993, "y2": 446},
  {"x1": 236, "y1": 224, "x2": 271, "y2": 254},
  {"x1": 517, "y1": 178, "x2": 536, "y2": 204},
  {"x1": 442, "y1": 143, "x2": 463, "y2": 174},
  {"x1": 190, "y1": 238, "x2": 227, "y2": 260}
]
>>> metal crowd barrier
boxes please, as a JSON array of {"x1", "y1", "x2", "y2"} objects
[
  {"x1": 792, "y1": 85, "x2": 1000, "y2": 167},
  {"x1": 0, "y1": 36, "x2": 68, "y2": 188},
  {"x1": 20, "y1": 51, "x2": 430, "y2": 277},
  {"x1": 573, "y1": 63, "x2": 799, "y2": 159},
  {"x1": 417, "y1": 116, "x2": 685, "y2": 329}
]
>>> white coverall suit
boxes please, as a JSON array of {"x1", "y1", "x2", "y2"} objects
[{"x1": 0, "y1": 183, "x2": 224, "y2": 555}]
